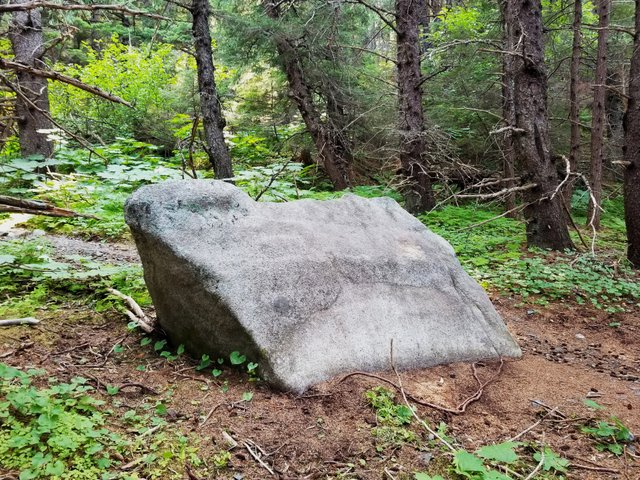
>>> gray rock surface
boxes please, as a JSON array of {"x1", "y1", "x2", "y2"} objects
[{"x1": 125, "y1": 180, "x2": 521, "y2": 392}]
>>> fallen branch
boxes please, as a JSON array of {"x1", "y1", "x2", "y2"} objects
[
  {"x1": 198, "y1": 403, "x2": 223, "y2": 429},
  {"x1": 0, "y1": 195, "x2": 97, "y2": 218},
  {"x1": 523, "y1": 440, "x2": 545, "y2": 480},
  {"x1": 455, "y1": 182, "x2": 537, "y2": 199},
  {"x1": 243, "y1": 440, "x2": 277, "y2": 477},
  {"x1": 0, "y1": 317, "x2": 39, "y2": 327},
  {"x1": 0, "y1": 59, "x2": 132, "y2": 107},
  {"x1": 106, "y1": 288, "x2": 154, "y2": 333},
  {"x1": 490, "y1": 125, "x2": 526, "y2": 135}
]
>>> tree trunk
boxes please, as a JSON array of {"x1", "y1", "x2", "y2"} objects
[
  {"x1": 623, "y1": 0, "x2": 640, "y2": 267},
  {"x1": 587, "y1": 0, "x2": 610, "y2": 229},
  {"x1": 191, "y1": 0, "x2": 233, "y2": 180},
  {"x1": 565, "y1": 0, "x2": 582, "y2": 210},
  {"x1": 396, "y1": 0, "x2": 435, "y2": 213},
  {"x1": 8, "y1": 0, "x2": 53, "y2": 159},
  {"x1": 500, "y1": 0, "x2": 516, "y2": 215},
  {"x1": 504, "y1": 0, "x2": 574, "y2": 250},
  {"x1": 263, "y1": 1, "x2": 352, "y2": 190}
]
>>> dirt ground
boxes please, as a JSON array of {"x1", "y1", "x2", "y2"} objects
[{"x1": 0, "y1": 237, "x2": 639, "y2": 479}]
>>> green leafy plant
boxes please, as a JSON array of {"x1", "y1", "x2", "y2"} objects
[
  {"x1": 0, "y1": 363, "x2": 125, "y2": 479},
  {"x1": 581, "y1": 398, "x2": 635, "y2": 455},
  {"x1": 365, "y1": 387, "x2": 417, "y2": 449},
  {"x1": 420, "y1": 203, "x2": 640, "y2": 311},
  {"x1": 581, "y1": 418, "x2": 634, "y2": 455}
]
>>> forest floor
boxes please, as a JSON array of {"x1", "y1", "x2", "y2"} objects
[{"x1": 1, "y1": 227, "x2": 639, "y2": 480}]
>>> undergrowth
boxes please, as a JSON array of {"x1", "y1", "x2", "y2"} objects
[
  {"x1": 366, "y1": 387, "x2": 570, "y2": 480},
  {"x1": 1, "y1": 138, "x2": 638, "y2": 313},
  {"x1": 421, "y1": 198, "x2": 640, "y2": 312},
  {"x1": 0, "y1": 363, "x2": 207, "y2": 479},
  {"x1": 0, "y1": 238, "x2": 148, "y2": 318}
]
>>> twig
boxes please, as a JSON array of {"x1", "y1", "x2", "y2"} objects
[
  {"x1": 254, "y1": 160, "x2": 292, "y2": 201},
  {"x1": 106, "y1": 288, "x2": 154, "y2": 333},
  {"x1": 570, "y1": 463, "x2": 619, "y2": 473},
  {"x1": 389, "y1": 340, "x2": 456, "y2": 452},
  {"x1": 198, "y1": 403, "x2": 223, "y2": 429},
  {"x1": 0, "y1": 317, "x2": 39, "y2": 327},
  {"x1": 243, "y1": 440, "x2": 277, "y2": 477},
  {"x1": 119, "y1": 383, "x2": 159, "y2": 395},
  {"x1": 524, "y1": 439, "x2": 545, "y2": 480},
  {"x1": 140, "y1": 424, "x2": 163, "y2": 437},
  {"x1": 185, "y1": 463, "x2": 205, "y2": 480},
  {"x1": 338, "y1": 360, "x2": 504, "y2": 415},
  {"x1": 509, "y1": 407, "x2": 559, "y2": 441}
]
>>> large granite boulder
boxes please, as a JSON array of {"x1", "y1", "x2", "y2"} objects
[{"x1": 125, "y1": 180, "x2": 521, "y2": 392}]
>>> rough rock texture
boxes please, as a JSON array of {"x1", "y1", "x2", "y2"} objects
[{"x1": 125, "y1": 180, "x2": 521, "y2": 392}]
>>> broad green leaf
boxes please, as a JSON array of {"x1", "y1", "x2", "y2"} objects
[
  {"x1": 483, "y1": 470, "x2": 511, "y2": 480},
  {"x1": 454, "y1": 450, "x2": 485, "y2": 474},
  {"x1": 414, "y1": 474, "x2": 444, "y2": 480},
  {"x1": 476, "y1": 441, "x2": 520, "y2": 464},
  {"x1": 242, "y1": 391, "x2": 254, "y2": 402},
  {"x1": 0, "y1": 254, "x2": 16, "y2": 265},
  {"x1": 533, "y1": 447, "x2": 569, "y2": 472},
  {"x1": 229, "y1": 351, "x2": 246, "y2": 365}
]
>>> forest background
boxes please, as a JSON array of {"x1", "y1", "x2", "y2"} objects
[{"x1": 0, "y1": 1, "x2": 640, "y2": 478}]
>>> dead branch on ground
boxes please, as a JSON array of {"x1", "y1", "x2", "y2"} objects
[
  {"x1": 0, "y1": 195, "x2": 96, "y2": 218},
  {"x1": 106, "y1": 288, "x2": 154, "y2": 333},
  {"x1": 0, "y1": 317, "x2": 40, "y2": 327}
]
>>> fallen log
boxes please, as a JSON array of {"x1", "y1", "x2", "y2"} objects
[{"x1": 0, "y1": 195, "x2": 97, "y2": 219}]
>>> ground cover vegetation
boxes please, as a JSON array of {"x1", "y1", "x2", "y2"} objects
[{"x1": 0, "y1": 0, "x2": 639, "y2": 478}]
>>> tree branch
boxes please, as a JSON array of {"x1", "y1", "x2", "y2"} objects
[
  {"x1": 0, "y1": 59, "x2": 132, "y2": 107},
  {"x1": 0, "y1": 1, "x2": 170, "y2": 20}
]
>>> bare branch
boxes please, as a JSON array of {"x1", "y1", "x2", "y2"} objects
[
  {"x1": 0, "y1": 59, "x2": 132, "y2": 107},
  {"x1": 455, "y1": 182, "x2": 538, "y2": 199},
  {"x1": 0, "y1": 1, "x2": 170, "y2": 20}
]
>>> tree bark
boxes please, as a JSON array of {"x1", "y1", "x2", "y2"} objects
[
  {"x1": 396, "y1": 0, "x2": 435, "y2": 213},
  {"x1": 263, "y1": 1, "x2": 352, "y2": 190},
  {"x1": 503, "y1": 0, "x2": 574, "y2": 250},
  {"x1": 565, "y1": 0, "x2": 582, "y2": 210},
  {"x1": 587, "y1": 0, "x2": 610, "y2": 229},
  {"x1": 623, "y1": 0, "x2": 640, "y2": 267},
  {"x1": 191, "y1": 0, "x2": 233, "y2": 180},
  {"x1": 500, "y1": 0, "x2": 516, "y2": 215},
  {"x1": 8, "y1": 0, "x2": 53, "y2": 159}
]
